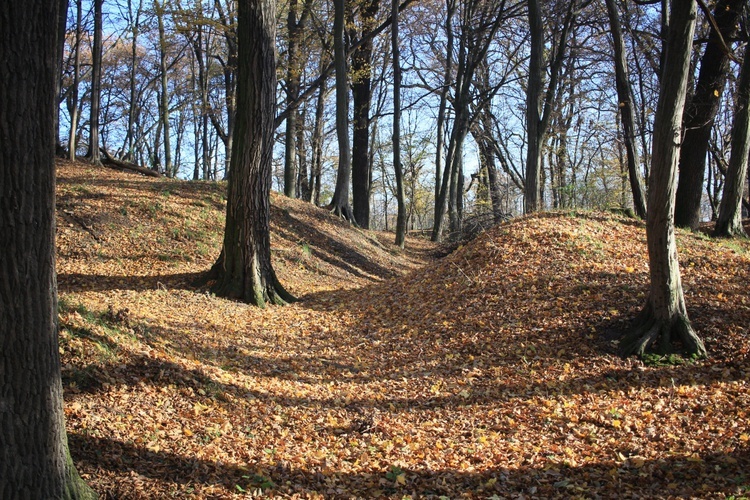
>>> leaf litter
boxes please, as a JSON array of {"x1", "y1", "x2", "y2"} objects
[{"x1": 56, "y1": 160, "x2": 750, "y2": 498}]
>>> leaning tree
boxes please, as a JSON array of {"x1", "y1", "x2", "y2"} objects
[
  {"x1": 209, "y1": 0, "x2": 294, "y2": 307},
  {"x1": 619, "y1": 0, "x2": 706, "y2": 358},
  {"x1": 0, "y1": 0, "x2": 96, "y2": 497}
]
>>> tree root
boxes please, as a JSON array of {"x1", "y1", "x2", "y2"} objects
[
  {"x1": 327, "y1": 201, "x2": 358, "y2": 226},
  {"x1": 619, "y1": 305, "x2": 707, "y2": 358}
]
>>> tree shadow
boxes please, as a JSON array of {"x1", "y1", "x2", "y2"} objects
[
  {"x1": 69, "y1": 432, "x2": 750, "y2": 498},
  {"x1": 272, "y1": 208, "x2": 399, "y2": 281},
  {"x1": 58, "y1": 272, "x2": 205, "y2": 293}
]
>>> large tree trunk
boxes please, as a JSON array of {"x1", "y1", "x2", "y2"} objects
[
  {"x1": 0, "y1": 0, "x2": 96, "y2": 497},
  {"x1": 605, "y1": 0, "x2": 647, "y2": 219},
  {"x1": 328, "y1": 0, "x2": 355, "y2": 221},
  {"x1": 86, "y1": 0, "x2": 103, "y2": 165},
  {"x1": 714, "y1": 39, "x2": 750, "y2": 238},
  {"x1": 524, "y1": 0, "x2": 576, "y2": 213},
  {"x1": 392, "y1": 0, "x2": 406, "y2": 247},
  {"x1": 524, "y1": 0, "x2": 544, "y2": 214},
  {"x1": 210, "y1": 0, "x2": 294, "y2": 307},
  {"x1": 351, "y1": 0, "x2": 380, "y2": 229},
  {"x1": 674, "y1": 0, "x2": 743, "y2": 229},
  {"x1": 620, "y1": 0, "x2": 706, "y2": 358}
]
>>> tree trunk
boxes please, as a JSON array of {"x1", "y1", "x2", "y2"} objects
[
  {"x1": 283, "y1": 0, "x2": 300, "y2": 197},
  {"x1": 86, "y1": 0, "x2": 103, "y2": 165},
  {"x1": 309, "y1": 70, "x2": 328, "y2": 204},
  {"x1": 210, "y1": 0, "x2": 294, "y2": 307},
  {"x1": 55, "y1": 0, "x2": 68, "y2": 154},
  {"x1": 524, "y1": 0, "x2": 544, "y2": 214},
  {"x1": 430, "y1": 0, "x2": 455, "y2": 241},
  {"x1": 329, "y1": 0, "x2": 355, "y2": 221},
  {"x1": 155, "y1": 0, "x2": 172, "y2": 177},
  {"x1": 605, "y1": 0, "x2": 647, "y2": 219},
  {"x1": 351, "y1": 0, "x2": 380, "y2": 229},
  {"x1": 714, "y1": 39, "x2": 750, "y2": 238},
  {"x1": 68, "y1": 0, "x2": 82, "y2": 161},
  {"x1": 0, "y1": 0, "x2": 96, "y2": 496},
  {"x1": 296, "y1": 108, "x2": 311, "y2": 200},
  {"x1": 674, "y1": 0, "x2": 743, "y2": 229},
  {"x1": 619, "y1": 0, "x2": 706, "y2": 358},
  {"x1": 125, "y1": 0, "x2": 142, "y2": 161},
  {"x1": 392, "y1": 0, "x2": 406, "y2": 247}
]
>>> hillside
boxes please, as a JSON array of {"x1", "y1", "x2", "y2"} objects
[{"x1": 56, "y1": 161, "x2": 750, "y2": 498}]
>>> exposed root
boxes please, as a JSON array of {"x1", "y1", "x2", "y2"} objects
[
  {"x1": 619, "y1": 305, "x2": 707, "y2": 358},
  {"x1": 327, "y1": 202, "x2": 358, "y2": 226}
]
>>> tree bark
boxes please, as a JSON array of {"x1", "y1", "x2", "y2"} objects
[
  {"x1": 0, "y1": 0, "x2": 96, "y2": 496},
  {"x1": 714, "y1": 39, "x2": 750, "y2": 238},
  {"x1": 619, "y1": 0, "x2": 706, "y2": 358},
  {"x1": 309, "y1": 66, "x2": 328, "y2": 205},
  {"x1": 284, "y1": 0, "x2": 301, "y2": 198},
  {"x1": 329, "y1": 0, "x2": 355, "y2": 221},
  {"x1": 155, "y1": 0, "x2": 172, "y2": 177},
  {"x1": 210, "y1": 0, "x2": 294, "y2": 307},
  {"x1": 86, "y1": 0, "x2": 103, "y2": 165},
  {"x1": 674, "y1": 0, "x2": 743, "y2": 229},
  {"x1": 605, "y1": 0, "x2": 647, "y2": 219},
  {"x1": 430, "y1": 0, "x2": 455, "y2": 240},
  {"x1": 125, "y1": 0, "x2": 143, "y2": 161},
  {"x1": 524, "y1": 0, "x2": 577, "y2": 214},
  {"x1": 392, "y1": 0, "x2": 406, "y2": 247},
  {"x1": 351, "y1": 0, "x2": 380, "y2": 229},
  {"x1": 68, "y1": 0, "x2": 82, "y2": 161},
  {"x1": 524, "y1": 0, "x2": 544, "y2": 214}
]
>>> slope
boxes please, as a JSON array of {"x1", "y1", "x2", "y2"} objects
[{"x1": 55, "y1": 161, "x2": 750, "y2": 498}]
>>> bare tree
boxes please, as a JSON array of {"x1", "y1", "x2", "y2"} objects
[
  {"x1": 605, "y1": 0, "x2": 647, "y2": 218},
  {"x1": 674, "y1": 0, "x2": 743, "y2": 229},
  {"x1": 209, "y1": 0, "x2": 294, "y2": 306},
  {"x1": 714, "y1": 39, "x2": 750, "y2": 238},
  {"x1": 329, "y1": 0, "x2": 355, "y2": 220},
  {"x1": 619, "y1": 0, "x2": 706, "y2": 358}
]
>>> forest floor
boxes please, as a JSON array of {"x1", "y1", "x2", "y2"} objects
[{"x1": 57, "y1": 159, "x2": 750, "y2": 499}]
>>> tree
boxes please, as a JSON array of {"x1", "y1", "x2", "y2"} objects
[
  {"x1": 209, "y1": 0, "x2": 294, "y2": 306},
  {"x1": 524, "y1": 0, "x2": 583, "y2": 214},
  {"x1": 392, "y1": 0, "x2": 406, "y2": 247},
  {"x1": 0, "y1": 0, "x2": 96, "y2": 496},
  {"x1": 351, "y1": 0, "x2": 381, "y2": 228},
  {"x1": 329, "y1": 0, "x2": 355, "y2": 220},
  {"x1": 604, "y1": 0, "x2": 647, "y2": 219},
  {"x1": 714, "y1": 39, "x2": 750, "y2": 238},
  {"x1": 155, "y1": 0, "x2": 173, "y2": 176},
  {"x1": 86, "y1": 0, "x2": 103, "y2": 165},
  {"x1": 68, "y1": 0, "x2": 83, "y2": 161},
  {"x1": 674, "y1": 0, "x2": 743, "y2": 229},
  {"x1": 619, "y1": 0, "x2": 706, "y2": 358}
]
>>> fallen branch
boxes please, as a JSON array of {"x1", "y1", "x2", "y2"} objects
[{"x1": 100, "y1": 148, "x2": 163, "y2": 178}]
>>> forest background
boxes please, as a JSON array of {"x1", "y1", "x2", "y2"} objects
[{"x1": 58, "y1": 0, "x2": 749, "y2": 237}]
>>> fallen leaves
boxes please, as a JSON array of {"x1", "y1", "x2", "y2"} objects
[{"x1": 55, "y1": 161, "x2": 750, "y2": 498}]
